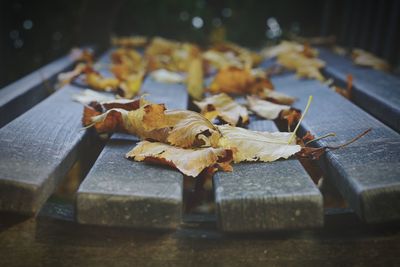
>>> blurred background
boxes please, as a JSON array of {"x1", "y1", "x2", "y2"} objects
[{"x1": 1, "y1": 0, "x2": 399, "y2": 88}]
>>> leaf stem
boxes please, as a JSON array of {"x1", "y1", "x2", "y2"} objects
[
  {"x1": 327, "y1": 128, "x2": 371, "y2": 150},
  {"x1": 288, "y1": 95, "x2": 313, "y2": 144},
  {"x1": 305, "y1": 132, "x2": 336, "y2": 145}
]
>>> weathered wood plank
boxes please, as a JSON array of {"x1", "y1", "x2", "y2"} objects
[
  {"x1": 319, "y1": 48, "x2": 400, "y2": 132},
  {"x1": 272, "y1": 74, "x2": 400, "y2": 223},
  {"x1": 0, "y1": 84, "x2": 97, "y2": 215},
  {"x1": 77, "y1": 77, "x2": 188, "y2": 229},
  {"x1": 0, "y1": 51, "x2": 85, "y2": 128},
  {"x1": 214, "y1": 120, "x2": 323, "y2": 232}
]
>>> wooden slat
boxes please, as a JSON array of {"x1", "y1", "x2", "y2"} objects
[
  {"x1": 319, "y1": 48, "x2": 400, "y2": 132},
  {"x1": 273, "y1": 74, "x2": 400, "y2": 223},
  {"x1": 77, "y1": 77, "x2": 188, "y2": 229},
  {"x1": 214, "y1": 120, "x2": 323, "y2": 232},
  {"x1": 0, "y1": 83, "x2": 97, "y2": 215},
  {"x1": 0, "y1": 50, "x2": 84, "y2": 128}
]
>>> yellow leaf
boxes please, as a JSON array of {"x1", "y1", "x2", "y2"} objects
[
  {"x1": 187, "y1": 57, "x2": 204, "y2": 100},
  {"x1": 217, "y1": 124, "x2": 301, "y2": 163},
  {"x1": 194, "y1": 93, "x2": 249, "y2": 126},
  {"x1": 85, "y1": 72, "x2": 120, "y2": 91}
]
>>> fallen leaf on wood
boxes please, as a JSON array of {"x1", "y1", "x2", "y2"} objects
[
  {"x1": 211, "y1": 42, "x2": 262, "y2": 68},
  {"x1": 126, "y1": 141, "x2": 233, "y2": 177},
  {"x1": 209, "y1": 67, "x2": 274, "y2": 95},
  {"x1": 277, "y1": 52, "x2": 325, "y2": 81},
  {"x1": 85, "y1": 104, "x2": 170, "y2": 142},
  {"x1": 70, "y1": 48, "x2": 94, "y2": 64},
  {"x1": 247, "y1": 95, "x2": 292, "y2": 120},
  {"x1": 217, "y1": 124, "x2": 301, "y2": 163},
  {"x1": 194, "y1": 93, "x2": 249, "y2": 126},
  {"x1": 84, "y1": 102, "x2": 221, "y2": 148},
  {"x1": 261, "y1": 41, "x2": 318, "y2": 59},
  {"x1": 155, "y1": 109, "x2": 221, "y2": 148},
  {"x1": 118, "y1": 71, "x2": 145, "y2": 99},
  {"x1": 84, "y1": 67, "x2": 120, "y2": 91},
  {"x1": 145, "y1": 37, "x2": 200, "y2": 72},
  {"x1": 282, "y1": 109, "x2": 302, "y2": 131},
  {"x1": 262, "y1": 41, "x2": 325, "y2": 81},
  {"x1": 352, "y1": 49, "x2": 390, "y2": 71},
  {"x1": 186, "y1": 57, "x2": 204, "y2": 100},
  {"x1": 256, "y1": 88, "x2": 296, "y2": 105},
  {"x1": 331, "y1": 74, "x2": 353, "y2": 99},
  {"x1": 57, "y1": 63, "x2": 87, "y2": 86},
  {"x1": 202, "y1": 50, "x2": 243, "y2": 69},
  {"x1": 150, "y1": 69, "x2": 185, "y2": 83},
  {"x1": 111, "y1": 48, "x2": 143, "y2": 74}
]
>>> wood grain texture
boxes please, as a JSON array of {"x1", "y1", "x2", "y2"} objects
[
  {"x1": 318, "y1": 48, "x2": 400, "y2": 132},
  {"x1": 77, "y1": 75, "x2": 188, "y2": 229},
  {"x1": 1, "y1": 208, "x2": 400, "y2": 267},
  {"x1": 273, "y1": 74, "x2": 400, "y2": 223},
  {"x1": 0, "y1": 84, "x2": 95, "y2": 215},
  {"x1": 77, "y1": 134, "x2": 183, "y2": 229},
  {"x1": 0, "y1": 52, "x2": 78, "y2": 128},
  {"x1": 214, "y1": 120, "x2": 323, "y2": 232}
]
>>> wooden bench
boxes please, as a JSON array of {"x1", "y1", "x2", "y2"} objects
[{"x1": 0, "y1": 46, "x2": 399, "y2": 234}]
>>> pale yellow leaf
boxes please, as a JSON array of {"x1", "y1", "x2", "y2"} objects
[
  {"x1": 247, "y1": 95, "x2": 291, "y2": 120},
  {"x1": 257, "y1": 88, "x2": 296, "y2": 105},
  {"x1": 217, "y1": 124, "x2": 301, "y2": 163},
  {"x1": 187, "y1": 57, "x2": 204, "y2": 100}
]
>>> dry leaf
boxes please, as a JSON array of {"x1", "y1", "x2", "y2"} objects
[
  {"x1": 262, "y1": 41, "x2": 325, "y2": 81},
  {"x1": 85, "y1": 102, "x2": 221, "y2": 148},
  {"x1": 145, "y1": 37, "x2": 200, "y2": 72},
  {"x1": 352, "y1": 49, "x2": 390, "y2": 71},
  {"x1": 262, "y1": 41, "x2": 318, "y2": 59},
  {"x1": 211, "y1": 42, "x2": 262, "y2": 68},
  {"x1": 277, "y1": 52, "x2": 325, "y2": 81},
  {"x1": 203, "y1": 50, "x2": 242, "y2": 69},
  {"x1": 331, "y1": 74, "x2": 353, "y2": 99},
  {"x1": 57, "y1": 63, "x2": 87, "y2": 86},
  {"x1": 186, "y1": 57, "x2": 204, "y2": 100},
  {"x1": 217, "y1": 124, "x2": 301, "y2": 163},
  {"x1": 152, "y1": 109, "x2": 221, "y2": 148},
  {"x1": 84, "y1": 67, "x2": 120, "y2": 91},
  {"x1": 194, "y1": 93, "x2": 249, "y2": 126},
  {"x1": 247, "y1": 95, "x2": 291, "y2": 120},
  {"x1": 73, "y1": 89, "x2": 115, "y2": 105},
  {"x1": 126, "y1": 141, "x2": 233, "y2": 177},
  {"x1": 111, "y1": 48, "x2": 146, "y2": 75},
  {"x1": 209, "y1": 66, "x2": 273, "y2": 95},
  {"x1": 256, "y1": 88, "x2": 296, "y2": 105},
  {"x1": 70, "y1": 48, "x2": 94, "y2": 64},
  {"x1": 117, "y1": 71, "x2": 145, "y2": 99},
  {"x1": 150, "y1": 69, "x2": 185, "y2": 83},
  {"x1": 86, "y1": 105, "x2": 170, "y2": 142}
]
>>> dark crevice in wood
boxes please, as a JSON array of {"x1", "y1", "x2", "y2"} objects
[
  {"x1": 38, "y1": 132, "x2": 107, "y2": 220},
  {"x1": 274, "y1": 118, "x2": 350, "y2": 211}
]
